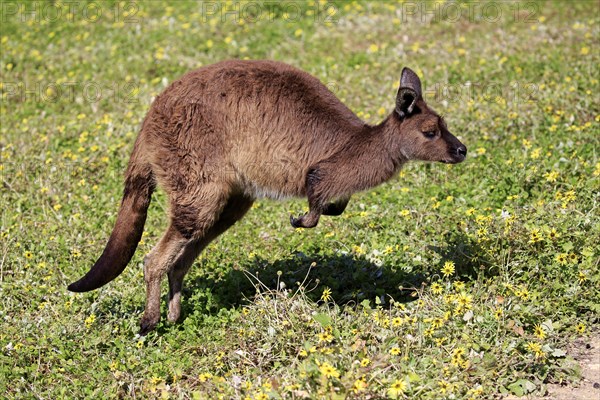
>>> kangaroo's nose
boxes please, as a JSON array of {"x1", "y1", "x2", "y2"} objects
[{"x1": 457, "y1": 146, "x2": 467, "y2": 157}]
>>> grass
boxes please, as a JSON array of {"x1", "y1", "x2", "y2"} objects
[{"x1": 1, "y1": 0, "x2": 599, "y2": 398}]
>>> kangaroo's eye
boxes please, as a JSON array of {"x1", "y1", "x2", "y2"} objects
[{"x1": 423, "y1": 131, "x2": 437, "y2": 139}]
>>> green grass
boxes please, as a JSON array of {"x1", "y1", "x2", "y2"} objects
[{"x1": 1, "y1": 1, "x2": 599, "y2": 398}]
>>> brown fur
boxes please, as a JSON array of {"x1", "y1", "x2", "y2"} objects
[{"x1": 68, "y1": 60, "x2": 467, "y2": 334}]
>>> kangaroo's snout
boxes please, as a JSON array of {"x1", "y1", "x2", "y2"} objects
[
  {"x1": 447, "y1": 144, "x2": 467, "y2": 163},
  {"x1": 455, "y1": 144, "x2": 467, "y2": 161},
  {"x1": 442, "y1": 141, "x2": 467, "y2": 164}
]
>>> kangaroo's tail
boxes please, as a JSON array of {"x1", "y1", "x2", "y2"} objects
[{"x1": 68, "y1": 153, "x2": 155, "y2": 292}]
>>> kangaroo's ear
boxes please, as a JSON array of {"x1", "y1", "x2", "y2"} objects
[{"x1": 396, "y1": 67, "x2": 423, "y2": 119}]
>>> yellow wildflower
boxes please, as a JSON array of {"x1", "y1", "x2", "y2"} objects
[
  {"x1": 441, "y1": 261, "x2": 455, "y2": 277},
  {"x1": 533, "y1": 324, "x2": 546, "y2": 340},
  {"x1": 318, "y1": 362, "x2": 340, "y2": 379},
  {"x1": 352, "y1": 378, "x2": 367, "y2": 393},
  {"x1": 320, "y1": 287, "x2": 332, "y2": 302},
  {"x1": 387, "y1": 379, "x2": 407, "y2": 398}
]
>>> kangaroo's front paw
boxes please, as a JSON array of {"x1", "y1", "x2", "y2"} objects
[
  {"x1": 290, "y1": 214, "x2": 305, "y2": 228},
  {"x1": 290, "y1": 212, "x2": 319, "y2": 229}
]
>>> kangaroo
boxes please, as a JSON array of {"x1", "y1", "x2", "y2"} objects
[{"x1": 68, "y1": 60, "x2": 467, "y2": 334}]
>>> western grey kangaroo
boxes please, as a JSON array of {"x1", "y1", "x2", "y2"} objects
[{"x1": 68, "y1": 60, "x2": 467, "y2": 334}]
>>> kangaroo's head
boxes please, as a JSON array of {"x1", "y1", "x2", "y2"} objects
[{"x1": 391, "y1": 67, "x2": 467, "y2": 164}]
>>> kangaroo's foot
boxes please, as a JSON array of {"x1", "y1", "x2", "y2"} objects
[{"x1": 290, "y1": 211, "x2": 320, "y2": 228}]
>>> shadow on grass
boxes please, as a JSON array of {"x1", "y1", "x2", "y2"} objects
[
  {"x1": 429, "y1": 231, "x2": 496, "y2": 279},
  {"x1": 92, "y1": 232, "x2": 495, "y2": 333},
  {"x1": 175, "y1": 232, "x2": 497, "y2": 326},
  {"x1": 181, "y1": 252, "x2": 426, "y2": 317}
]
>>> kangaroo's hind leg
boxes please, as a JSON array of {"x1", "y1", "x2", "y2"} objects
[
  {"x1": 139, "y1": 224, "x2": 190, "y2": 334},
  {"x1": 139, "y1": 182, "x2": 233, "y2": 334},
  {"x1": 166, "y1": 194, "x2": 254, "y2": 323}
]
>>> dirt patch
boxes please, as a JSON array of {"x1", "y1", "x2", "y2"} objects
[
  {"x1": 505, "y1": 331, "x2": 600, "y2": 400},
  {"x1": 544, "y1": 332, "x2": 600, "y2": 400}
]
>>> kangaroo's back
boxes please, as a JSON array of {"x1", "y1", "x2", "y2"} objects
[
  {"x1": 158, "y1": 60, "x2": 363, "y2": 135},
  {"x1": 146, "y1": 60, "x2": 368, "y2": 198}
]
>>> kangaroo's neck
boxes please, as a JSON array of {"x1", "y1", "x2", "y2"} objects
[
  {"x1": 372, "y1": 114, "x2": 410, "y2": 168},
  {"x1": 338, "y1": 114, "x2": 408, "y2": 191}
]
